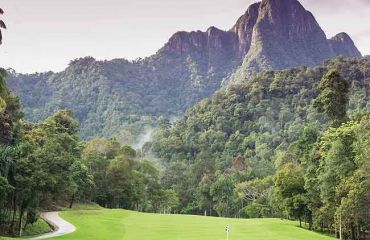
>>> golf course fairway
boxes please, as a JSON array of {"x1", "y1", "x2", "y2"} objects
[{"x1": 49, "y1": 209, "x2": 335, "y2": 240}]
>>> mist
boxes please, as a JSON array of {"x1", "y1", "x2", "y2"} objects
[{"x1": 132, "y1": 127, "x2": 155, "y2": 150}]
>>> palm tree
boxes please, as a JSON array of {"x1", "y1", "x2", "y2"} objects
[{"x1": 0, "y1": 8, "x2": 6, "y2": 45}]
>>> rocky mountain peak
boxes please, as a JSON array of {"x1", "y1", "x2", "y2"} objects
[
  {"x1": 259, "y1": 0, "x2": 323, "y2": 36},
  {"x1": 243, "y1": 0, "x2": 333, "y2": 71},
  {"x1": 159, "y1": 0, "x2": 361, "y2": 74},
  {"x1": 329, "y1": 32, "x2": 362, "y2": 57},
  {"x1": 225, "y1": 0, "x2": 362, "y2": 84},
  {"x1": 229, "y1": 2, "x2": 260, "y2": 58}
]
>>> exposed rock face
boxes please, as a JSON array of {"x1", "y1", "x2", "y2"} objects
[
  {"x1": 365, "y1": 56, "x2": 370, "y2": 60},
  {"x1": 162, "y1": 0, "x2": 361, "y2": 76},
  {"x1": 225, "y1": 0, "x2": 362, "y2": 83},
  {"x1": 228, "y1": 2, "x2": 260, "y2": 58},
  {"x1": 243, "y1": 0, "x2": 334, "y2": 72},
  {"x1": 329, "y1": 32, "x2": 362, "y2": 57},
  {"x1": 160, "y1": 3, "x2": 261, "y2": 63},
  {"x1": 161, "y1": 28, "x2": 237, "y2": 60}
]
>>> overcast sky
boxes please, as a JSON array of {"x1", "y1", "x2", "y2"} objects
[{"x1": 0, "y1": 0, "x2": 369, "y2": 73}]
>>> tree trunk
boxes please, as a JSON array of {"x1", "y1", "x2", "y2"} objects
[
  {"x1": 10, "y1": 194, "x2": 17, "y2": 234},
  {"x1": 339, "y1": 214, "x2": 342, "y2": 240},
  {"x1": 351, "y1": 224, "x2": 355, "y2": 240},
  {"x1": 69, "y1": 194, "x2": 75, "y2": 209},
  {"x1": 18, "y1": 208, "x2": 24, "y2": 237},
  {"x1": 299, "y1": 216, "x2": 302, "y2": 228},
  {"x1": 308, "y1": 214, "x2": 313, "y2": 230}
]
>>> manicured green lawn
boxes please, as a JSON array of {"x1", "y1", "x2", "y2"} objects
[{"x1": 52, "y1": 209, "x2": 335, "y2": 240}]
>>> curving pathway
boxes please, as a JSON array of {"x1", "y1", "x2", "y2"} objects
[{"x1": 28, "y1": 212, "x2": 76, "y2": 240}]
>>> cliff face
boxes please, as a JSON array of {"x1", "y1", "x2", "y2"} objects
[
  {"x1": 160, "y1": 3, "x2": 261, "y2": 63},
  {"x1": 229, "y1": 3, "x2": 261, "y2": 58},
  {"x1": 161, "y1": 0, "x2": 361, "y2": 76},
  {"x1": 223, "y1": 0, "x2": 362, "y2": 84},
  {"x1": 160, "y1": 28, "x2": 236, "y2": 58},
  {"x1": 243, "y1": 0, "x2": 333, "y2": 71},
  {"x1": 329, "y1": 32, "x2": 362, "y2": 57}
]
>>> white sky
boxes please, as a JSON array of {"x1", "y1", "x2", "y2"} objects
[{"x1": 0, "y1": 0, "x2": 369, "y2": 73}]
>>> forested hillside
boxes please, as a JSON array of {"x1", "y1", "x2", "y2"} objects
[
  {"x1": 152, "y1": 57, "x2": 369, "y2": 175},
  {"x1": 7, "y1": 52, "x2": 237, "y2": 143},
  {"x1": 7, "y1": 0, "x2": 361, "y2": 143},
  {"x1": 149, "y1": 57, "x2": 370, "y2": 238},
  {"x1": 0, "y1": 70, "x2": 176, "y2": 237}
]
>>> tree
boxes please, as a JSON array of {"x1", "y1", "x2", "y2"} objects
[
  {"x1": 0, "y1": 69, "x2": 23, "y2": 144},
  {"x1": 106, "y1": 154, "x2": 135, "y2": 208},
  {"x1": 198, "y1": 173, "x2": 215, "y2": 216},
  {"x1": 68, "y1": 160, "x2": 94, "y2": 208},
  {"x1": 210, "y1": 173, "x2": 236, "y2": 217},
  {"x1": 158, "y1": 189, "x2": 179, "y2": 214},
  {"x1": 236, "y1": 176, "x2": 274, "y2": 218},
  {"x1": 314, "y1": 70, "x2": 350, "y2": 127},
  {"x1": 0, "y1": 8, "x2": 6, "y2": 45},
  {"x1": 275, "y1": 162, "x2": 307, "y2": 227}
]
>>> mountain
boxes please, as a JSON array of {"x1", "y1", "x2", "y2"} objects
[
  {"x1": 227, "y1": 0, "x2": 362, "y2": 84},
  {"x1": 329, "y1": 32, "x2": 362, "y2": 57},
  {"x1": 6, "y1": 0, "x2": 362, "y2": 142}
]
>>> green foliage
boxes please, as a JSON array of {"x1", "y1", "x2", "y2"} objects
[
  {"x1": 276, "y1": 113, "x2": 370, "y2": 237},
  {"x1": 7, "y1": 48, "x2": 239, "y2": 143},
  {"x1": 0, "y1": 69, "x2": 23, "y2": 144},
  {"x1": 314, "y1": 70, "x2": 350, "y2": 127},
  {"x1": 21, "y1": 219, "x2": 51, "y2": 237},
  {"x1": 275, "y1": 163, "x2": 307, "y2": 227},
  {"x1": 0, "y1": 106, "x2": 91, "y2": 236},
  {"x1": 210, "y1": 173, "x2": 236, "y2": 217},
  {"x1": 149, "y1": 57, "x2": 370, "y2": 221},
  {"x1": 311, "y1": 114, "x2": 370, "y2": 237},
  {"x1": 82, "y1": 138, "x2": 178, "y2": 213},
  {"x1": 236, "y1": 176, "x2": 275, "y2": 218}
]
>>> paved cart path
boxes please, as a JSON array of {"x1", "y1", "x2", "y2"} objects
[{"x1": 28, "y1": 212, "x2": 76, "y2": 239}]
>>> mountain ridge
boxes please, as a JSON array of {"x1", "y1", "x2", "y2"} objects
[{"x1": 6, "y1": 0, "x2": 362, "y2": 142}]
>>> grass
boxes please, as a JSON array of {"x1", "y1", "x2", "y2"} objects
[
  {"x1": 0, "y1": 219, "x2": 51, "y2": 240},
  {"x1": 0, "y1": 203, "x2": 101, "y2": 240},
  {"x1": 49, "y1": 209, "x2": 336, "y2": 240},
  {"x1": 21, "y1": 218, "x2": 51, "y2": 238}
]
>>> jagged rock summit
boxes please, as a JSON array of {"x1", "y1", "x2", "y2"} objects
[
  {"x1": 161, "y1": 0, "x2": 361, "y2": 75},
  {"x1": 243, "y1": 0, "x2": 332, "y2": 71},
  {"x1": 329, "y1": 32, "x2": 362, "y2": 57}
]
